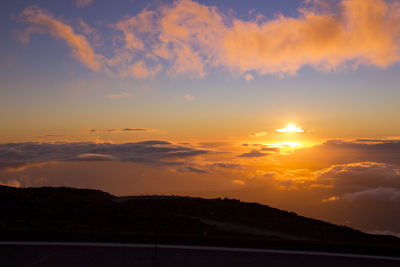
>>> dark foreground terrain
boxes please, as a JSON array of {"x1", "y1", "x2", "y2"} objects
[
  {"x1": 1, "y1": 185, "x2": 400, "y2": 265},
  {"x1": 1, "y1": 242, "x2": 400, "y2": 267}
]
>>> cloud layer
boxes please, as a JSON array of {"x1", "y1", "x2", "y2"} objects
[
  {"x1": 89, "y1": 128, "x2": 155, "y2": 133},
  {"x1": 0, "y1": 141, "x2": 209, "y2": 170},
  {"x1": 18, "y1": 0, "x2": 400, "y2": 79}
]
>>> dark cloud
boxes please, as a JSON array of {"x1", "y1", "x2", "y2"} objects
[
  {"x1": 90, "y1": 128, "x2": 153, "y2": 133},
  {"x1": 177, "y1": 166, "x2": 209, "y2": 174},
  {"x1": 260, "y1": 147, "x2": 279, "y2": 153},
  {"x1": 238, "y1": 149, "x2": 271, "y2": 158},
  {"x1": 76, "y1": 153, "x2": 116, "y2": 161},
  {"x1": 90, "y1": 129, "x2": 118, "y2": 132},
  {"x1": 122, "y1": 128, "x2": 150, "y2": 132},
  {"x1": 280, "y1": 139, "x2": 400, "y2": 169},
  {"x1": 0, "y1": 141, "x2": 209, "y2": 170},
  {"x1": 174, "y1": 162, "x2": 243, "y2": 174},
  {"x1": 354, "y1": 139, "x2": 400, "y2": 143},
  {"x1": 323, "y1": 139, "x2": 400, "y2": 153},
  {"x1": 210, "y1": 163, "x2": 242, "y2": 169},
  {"x1": 40, "y1": 134, "x2": 64, "y2": 138},
  {"x1": 133, "y1": 140, "x2": 171, "y2": 146},
  {"x1": 197, "y1": 142, "x2": 233, "y2": 148},
  {"x1": 342, "y1": 187, "x2": 400, "y2": 202},
  {"x1": 314, "y1": 162, "x2": 400, "y2": 192},
  {"x1": 241, "y1": 144, "x2": 279, "y2": 152}
]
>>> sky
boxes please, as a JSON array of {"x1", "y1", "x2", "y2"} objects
[{"x1": 1, "y1": 0, "x2": 400, "y2": 237}]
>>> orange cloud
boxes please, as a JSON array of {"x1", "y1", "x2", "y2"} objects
[
  {"x1": 184, "y1": 94, "x2": 194, "y2": 101},
  {"x1": 129, "y1": 60, "x2": 162, "y2": 79},
  {"x1": 19, "y1": 0, "x2": 400, "y2": 78},
  {"x1": 153, "y1": 0, "x2": 400, "y2": 75},
  {"x1": 18, "y1": 5, "x2": 103, "y2": 71},
  {"x1": 157, "y1": 0, "x2": 224, "y2": 77},
  {"x1": 104, "y1": 92, "x2": 130, "y2": 99},
  {"x1": 78, "y1": 19, "x2": 102, "y2": 46},
  {"x1": 224, "y1": 0, "x2": 400, "y2": 74},
  {"x1": 114, "y1": 10, "x2": 155, "y2": 51},
  {"x1": 232, "y1": 179, "x2": 245, "y2": 185},
  {"x1": 0, "y1": 179, "x2": 21, "y2": 187},
  {"x1": 322, "y1": 196, "x2": 340, "y2": 202},
  {"x1": 249, "y1": 131, "x2": 268, "y2": 137}
]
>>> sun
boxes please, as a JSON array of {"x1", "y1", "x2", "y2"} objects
[{"x1": 276, "y1": 123, "x2": 304, "y2": 133}]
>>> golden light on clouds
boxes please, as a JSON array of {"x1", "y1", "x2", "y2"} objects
[
  {"x1": 272, "y1": 141, "x2": 302, "y2": 149},
  {"x1": 18, "y1": 0, "x2": 400, "y2": 78},
  {"x1": 276, "y1": 124, "x2": 305, "y2": 133},
  {"x1": 322, "y1": 196, "x2": 340, "y2": 203},
  {"x1": 232, "y1": 179, "x2": 245, "y2": 185},
  {"x1": 249, "y1": 131, "x2": 268, "y2": 138}
]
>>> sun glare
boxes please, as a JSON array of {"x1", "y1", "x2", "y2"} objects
[
  {"x1": 272, "y1": 141, "x2": 302, "y2": 148},
  {"x1": 276, "y1": 124, "x2": 304, "y2": 133}
]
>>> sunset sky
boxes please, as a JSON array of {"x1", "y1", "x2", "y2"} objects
[{"x1": 2, "y1": 0, "x2": 400, "y2": 237}]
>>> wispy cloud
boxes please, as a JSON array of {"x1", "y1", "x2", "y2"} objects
[
  {"x1": 89, "y1": 128, "x2": 155, "y2": 133},
  {"x1": 322, "y1": 196, "x2": 340, "y2": 202},
  {"x1": 18, "y1": 5, "x2": 102, "y2": 71},
  {"x1": 104, "y1": 92, "x2": 131, "y2": 99},
  {"x1": 244, "y1": 74, "x2": 253, "y2": 81},
  {"x1": 75, "y1": 0, "x2": 93, "y2": 8},
  {"x1": 249, "y1": 131, "x2": 268, "y2": 137},
  {"x1": 184, "y1": 94, "x2": 194, "y2": 102},
  {"x1": 77, "y1": 19, "x2": 102, "y2": 46},
  {"x1": 129, "y1": 60, "x2": 162, "y2": 79},
  {"x1": 238, "y1": 149, "x2": 271, "y2": 158}
]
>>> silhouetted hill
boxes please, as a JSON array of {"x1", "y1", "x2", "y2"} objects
[{"x1": 1, "y1": 185, "x2": 400, "y2": 256}]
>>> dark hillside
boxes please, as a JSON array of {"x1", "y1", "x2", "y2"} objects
[{"x1": 1, "y1": 185, "x2": 399, "y2": 256}]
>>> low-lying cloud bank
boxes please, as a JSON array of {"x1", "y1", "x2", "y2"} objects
[
  {"x1": 277, "y1": 139, "x2": 400, "y2": 170},
  {"x1": 0, "y1": 141, "x2": 209, "y2": 170},
  {"x1": 17, "y1": 0, "x2": 400, "y2": 79}
]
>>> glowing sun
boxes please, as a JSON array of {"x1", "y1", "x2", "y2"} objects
[{"x1": 276, "y1": 123, "x2": 304, "y2": 133}]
